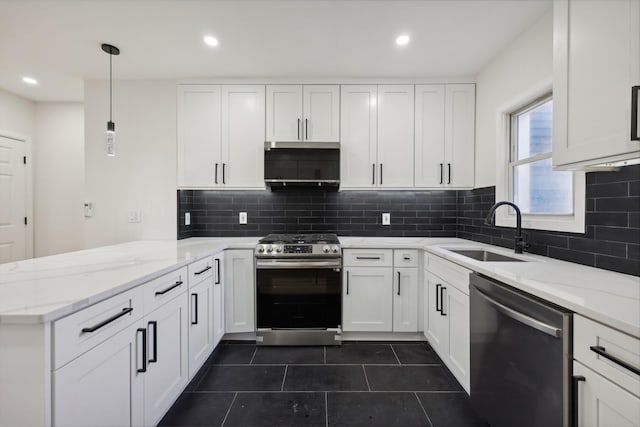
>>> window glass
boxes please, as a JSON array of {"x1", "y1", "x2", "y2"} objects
[{"x1": 515, "y1": 100, "x2": 553, "y2": 160}]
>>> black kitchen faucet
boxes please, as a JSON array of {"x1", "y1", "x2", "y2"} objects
[{"x1": 484, "y1": 201, "x2": 529, "y2": 254}]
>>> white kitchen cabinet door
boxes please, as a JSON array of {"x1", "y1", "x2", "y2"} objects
[
  {"x1": 444, "y1": 84, "x2": 475, "y2": 188},
  {"x1": 414, "y1": 85, "x2": 446, "y2": 187},
  {"x1": 221, "y1": 85, "x2": 266, "y2": 188},
  {"x1": 553, "y1": 0, "x2": 640, "y2": 168},
  {"x1": 53, "y1": 321, "x2": 144, "y2": 427},
  {"x1": 177, "y1": 85, "x2": 222, "y2": 187},
  {"x1": 340, "y1": 85, "x2": 378, "y2": 188},
  {"x1": 574, "y1": 361, "x2": 640, "y2": 427},
  {"x1": 188, "y1": 278, "x2": 213, "y2": 379},
  {"x1": 213, "y1": 253, "x2": 225, "y2": 347},
  {"x1": 444, "y1": 283, "x2": 470, "y2": 393},
  {"x1": 266, "y1": 85, "x2": 303, "y2": 142},
  {"x1": 393, "y1": 267, "x2": 419, "y2": 332},
  {"x1": 303, "y1": 85, "x2": 340, "y2": 142},
  {"x1": 425, "y1": 273, "x2": 449, "y2": 358},
  {"x1": 343, "y1": 267, "x2": 393, "y2": 332},
  {"x1": 224, "y1": 249, "x2": 255, "y2": 333},
  {"x1": 377, "y1": 85, "x2": 415, "y2": 188},
  {"x1": 143, "y1": 293, "x2": 189, "y2": 427}
]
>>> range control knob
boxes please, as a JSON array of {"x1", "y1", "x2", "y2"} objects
[
  {"x1": 322, "y1": 245, "x2": 330, "y2": 253},
  {"x1": 257, "y1": 246, "x2": 265, "y2": 253},
  {"x1": 275, "y1": 245, "x2": 283, "y2": 253},
  {"x1": 331, "y1": 245, "x2": 340, "y2": 253},
  {"x1": 266, "y1": 245, "x2": 273, "y2": 253}
]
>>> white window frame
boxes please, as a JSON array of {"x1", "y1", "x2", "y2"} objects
[{"x1": 495, "y1": 81, "x2": 585, "y2": 233}]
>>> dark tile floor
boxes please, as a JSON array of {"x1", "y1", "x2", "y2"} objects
[{"x1": 159, "y1": 341, "x2": 487, "y2": 427}]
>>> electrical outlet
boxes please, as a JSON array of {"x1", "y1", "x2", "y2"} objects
[
  {"x1": 84, "y1": 202, "x2": 93, "y2": 218},
  {"x1": 239, "y1": 212, "x2": 248, "y2": 224},
  {"x1": 127, "y1": 209, "x2": 142, "y2": 223},
  {"x1": 382, "y1": 213, "x2": 391, "y2": 225},
  {"x1": 185, "y1": 212, "x2": 191, "y2": 226}
]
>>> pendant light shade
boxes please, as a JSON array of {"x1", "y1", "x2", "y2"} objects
[{"x1": 102, "y1": 43, "x2": 120, "y2": 156}]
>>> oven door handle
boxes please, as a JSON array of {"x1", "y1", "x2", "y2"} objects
[{"x1": 256, "y1": 259, "x2": 342, "y2": 269}]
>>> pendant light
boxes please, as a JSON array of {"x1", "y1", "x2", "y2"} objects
[{"x1": 101, "y1": 43, "x2": 120, "y2": 156}]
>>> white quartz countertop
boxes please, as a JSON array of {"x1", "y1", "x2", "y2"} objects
[{"x1": 1, "y1": 237, "x2": 638, "y2": 337}]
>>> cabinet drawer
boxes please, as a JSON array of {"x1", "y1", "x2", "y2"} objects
[
  {"x1": 188, "y1": 256, "x2": 214, "y2": 287},
  {"x1": 574, "y1": 315, "x2": 640, "y2": 397},
  {"x1": 426, "y1": 254, "x2": 472, "y2": 295},
  {"x1": 143, "y1": 267, "x2": 188, "y2": 313},
  {"x1": 53, "y1": 286, "x2": 143, "y2": 369},
  {"x1": 394, "y1": 249, "x2": 419, "y2": 268},
  {"x1": 343, "y1": 249, "x2": 393, "y2": 267}
]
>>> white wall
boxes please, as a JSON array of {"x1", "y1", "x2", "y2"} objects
[
  {"x1": 83, "y1": 80, "x2": 177, "y2": 248},
  {"x1": 0, "y1": 88, "x2": 35, "y2": 139},
  {"x1": 34, "y1": 103, "x2": 84, "y2": 257},
  {"x1": 474, "y1": 10, "x2": 553, "y2": 188}
]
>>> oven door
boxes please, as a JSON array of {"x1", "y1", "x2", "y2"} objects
[{"x1": 256, "y1": 259, "x2": 341, "y2": 329}]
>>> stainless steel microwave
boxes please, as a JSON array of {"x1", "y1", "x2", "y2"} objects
[{"x1": 264, "y1": 141, "x2": 340, "y2": 188}]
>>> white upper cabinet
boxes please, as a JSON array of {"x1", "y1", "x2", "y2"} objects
[
  {"x1": 266, "y1": 84, "x2": 340, "y2": 142},
  {"x1": 415, "y1": 84, "x2": 475, "y2": 188},
  {"x1": 177, "y1": 85, "x2": 222, "y2": 187},
  {"x1": 553, "y1": 0, "x2": 640, "y2": 169}
]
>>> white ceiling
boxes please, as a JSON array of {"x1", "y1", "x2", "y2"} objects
[{"x1": 0, "y1": 0, "x2": 551, "y2": 102}]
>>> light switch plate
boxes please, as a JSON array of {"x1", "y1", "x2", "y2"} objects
[
  {"x1": 185, "y1": 212, "x2": 191, "y2": 226},
  {"x1": 239, "y1": 212, "x2": 248, "y2": 224},
  {"x1": 127, "y1": 209, "x2": 142, "y2": 223},
  {"x1": 84, "y1": 202, "x2": 93, "y2": 218},
  {"x1": 382, "y1": 213, "x2": 391, "y2": 225}
]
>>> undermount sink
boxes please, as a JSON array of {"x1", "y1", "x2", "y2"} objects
[{"x1": 448, "y1": 249, "x2": 525, "y2": 262}]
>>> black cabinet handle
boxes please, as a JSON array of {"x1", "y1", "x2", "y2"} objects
[
  {"x1": 346, "y1": 271, "x2": 349, "y2": 295},
  {"x1": 191, "y1": 293, "x2": 198, "y2": 325},
  {"x1": 590, "y1": 345, "x2": 640, "y2": 376},
  {"x1": 439, "y1": 163, "x2": 443, "y2": 184},
  {"x1": 215, "y1": 258, "x2": 221, "y2": 284},
  {"x1": 632, "y1": 86, "x2": 639, "y2": 141},
  {"x1": 572, "y1": 375, "x2": 585, "y2": 427},
  {"x1": 397, "y1": 271, "x2": 401, "y2": 296},
  {"x1": 81, "y1": 307, "x2": 133, "y2": 333},
  {"x1": 356, "y1": 256, "x2": 381, "y2": 260},
  {"x1": 155, "y1": 280, "x2": 183, "y2": 296},
  {"x1": 195, "y1": 265, "x2": 212, "y2": 275},
  {"x1": 222, "y1": 163, "x2": 226, "y2": 184},
  {"x1": 379, "y1": 163, "x2": 383, "y2": 185},
  {"x1": 372, "y1": 164, "x2": 375, "y2": 185},
  {"x1": 403, "y1": 256, "x2": 411, "y2": 261},
  {"x1": 447, "y1": 163, "x2": 451, "y2": 185},
  {"x1": 297, "y1": 118, "x2": 301, "y2": 140},
  {"x1": 137, "y1": 327, "x2": 147, "y2": 373},
  {"x1": 305, "y1": 118, "x2": 309, "y2": 140},
  {"x1": 439, "y1": 286, "x2": 447, "y2": 316},
  {"x1": 148, "y1": 321, "x2": 158, "y2": 364},
  {"x1": 215, "y1": 163, "x2": 218, "y2": 184},
  {"x1": 435, "y1": 284, "x2": 441, "y2": 313}
]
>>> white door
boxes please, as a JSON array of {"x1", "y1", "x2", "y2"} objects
[
  {"x1": 224, "y1": 249, "x2": 255, "y2": 333},
  {"x1": 188, "y1": 279, "x2": 213, "y2": 379},
  {"x1": 415, "y1": 85, "x2": 446, "y2": 187},
  {"x1": 144, "y1": 294, "x2": 189, "y2": 427},
  {"x1": 266, "y1": 85, "x2": 303, "y2": 142},
  {"x1": 393, "y1": 267, "x2": 419, "y2": 332},
  {"x1": 213, "y1": 253, "x2": 225, "y2": 347},
  {"x1": 444, "y1": 84, "x2": 475, "y2": 188},
  {"x1": 342, "y1": 267, "x2": 393, "y2": 332},
  {"x1": 177, "y1": 85, "x2": 222, "y2": 187},
  {"x1": 574, "y1": 361, "x2": 640, "y2": 427},
  {"x1": 303, "y1": 85, "x2": 340, "y2": 142},
  {"x1": 377, "y1": 85, "x2": 415, "y2": 187},
  {"x1": 221, "y1": 85, "x2": 266, "y2": 188},
  {"x1": 340, "y1": 85, "x2": 378, "y2": 188},
  {"x1": 425, "y1": 273, "x2": 449, "y2": 356},
  {"x1": 0, "y1": 136, "x2": 26, "y2": 263},
  {"x1": 53, "y1": 321, "x2": 144, "y2": 427},
  {"x1": 445, "y1": 284, "x2": 470, "y2": 393}
]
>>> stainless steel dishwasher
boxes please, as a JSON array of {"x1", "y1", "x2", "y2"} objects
[{"x1": 470, "y1": 273, "x2": 573, "y2": 427}]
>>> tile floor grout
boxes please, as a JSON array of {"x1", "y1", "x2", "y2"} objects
[
  {"x1": 219, "y1": 391, "x2": 237, "y2": 427},
  {"x1": 324, "y1": 391, "x2": 328, "y2": 427},
  {"x1": 280, "y1": 365, "x2": 288, "y2": 391},
  {"x1": 248, "y1": 346, "x2": 258, "y2": 364},
  {"x1": 414, "y1": 391, "x2": 435, "y2": 427},
  {"x1": 362, "y1": 364, "x2": 372, "y2": 392},
  {"x1": 390, "y1": 344, "x2": 402, "y2": 365},
  {"x1": 184, "y1": 389, "x2": 467, "y2": 394}
]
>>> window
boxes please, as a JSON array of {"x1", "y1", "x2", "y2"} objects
[{"x1": 509, "y1": 96, "x2": 573, "y2": 215}]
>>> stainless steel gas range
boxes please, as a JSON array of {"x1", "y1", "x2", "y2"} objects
[{"x1": 254, "y1": 233, "x2": 342, "y2": 346}]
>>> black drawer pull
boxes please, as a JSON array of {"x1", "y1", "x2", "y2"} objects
[
  {"x1": 632, "y1": 86, "x2": 639, "y2": 141},
  {"x1": 191, "y1": 293, "x2": 198, "y2": 325},
  {"x1": 356, "y1": 256, "x2": 381, "y2": 260},
  {"x1": 346, "y1": 271, "x2": 350, "y2": 295},
  {"x1": 403, "y1": 256, "x2": 411, "y2": 261},
  {"x1": 155, "y1": 280, "x2": 183, "y2": 296},
  {"x1": 137, "y1": 327, "x2": 147, "y2": 373},
  {"x1": 590, "y1": 346, "x2": 640, "y2": 376},
  {"x1": 397, "y1": 271, "x2": 401, "y2": 296},
  {"x1": 195, "y1": 265, "x2": 212, "y2": 275},
  {"x1": 81, "y1": 307, "x2": 133, "y2": 333},
  {"x1": 435, "y1": 284, "x2": 441, "y2": 313},
  {"x1": 148, "y1": 321, "x2": 158, "y2": 364},
  {"x1": 439, "y1": 286, "x2": 447, "y2": 316},
  {"x1": 215, "y1": 258, "x2": 221, "y2": 284}
]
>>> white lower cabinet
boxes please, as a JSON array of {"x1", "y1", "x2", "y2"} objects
[
  {"x1": 392, "y1": 267, "x2": 419, "y2": 332},
  {"x1": 343, "y1": 266, "x2": 394, "y2": 332},
  {"x1": 213, "y1": 252, "x2": 225, "y2": 347},
  {"x1": 224, "y1": 249, "x2": 255, "y2": 333},
  {"x1": 574, "y1": 361, "x2": 640, "y2": 427},
  {"x1": 188, "y1": 278, "x2": 214, "y2": 379}
]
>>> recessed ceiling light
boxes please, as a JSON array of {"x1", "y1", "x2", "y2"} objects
[
  {"x1": 203, "y1": 35, "x2": 219, "y2": 47},
  {"x1": 396, "y1": 34, "x2": 410, "y2": 46},
  {"x1": 22, "y1": 76, "x2": 38, "y2": 85}
]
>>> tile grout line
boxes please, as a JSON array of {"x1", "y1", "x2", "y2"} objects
[
  {"x1": 362, "y1": 364, "x2": 372, "y2": 392},
  {"x1": 325, "y1": 391, "x2": 329, "y2": 427},
  {"x1": 280, "y1": 365, "x2": 288, "y2": 391},
  {"x1": 414, "y1": 392, "x2": 435, "y2": 427},
  {"x1": 390, "y1": 344, "x2": 402, "y2": 365},
  {"x1": 249, "y1": 346, "x2": 258, "y2": 364},
  {"x1": 189, "y1": 389, "x2": 466, "y2": 394},
  {"x1": 220, "y1": 392, "x2": 238, "y2": 427},
  {"x1": 324, "y1": 346, "x2": 327, "y2": 364}
]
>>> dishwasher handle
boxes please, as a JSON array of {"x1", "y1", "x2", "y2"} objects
[{"x1": 474, "y1": 287, "x2": 562, "y2": 338}]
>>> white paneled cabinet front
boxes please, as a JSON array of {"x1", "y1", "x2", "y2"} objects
[
  {"x1": 553, "y1": 0, "x2": 640, "y2": 168},
  {"x1": 342, "y1": 266, "x2": 394, "y2": 332},
  {"x1": 266, "y1": 85, "x2": 339, "y2": 142},
  {"x1": 392, "y1": 267, "x2": 419, "y2": 332},
  {"x1": 224, "y1": 249, "x2": 255, "y2": 333},
  {"x1": 187, "y1": 278, "x2": 213, "y2": 379},
  {"x1": 213, "y1": 252, "x2": 225, "y2": 347}
]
